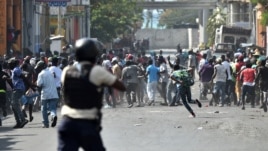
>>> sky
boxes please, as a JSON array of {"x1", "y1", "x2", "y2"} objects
[
  {"x1": 142, "y1": 9, "x2": 162, "y2": 29},
  {"x1": 141, "y1": 0, "x2": 176, "y2": 29}
]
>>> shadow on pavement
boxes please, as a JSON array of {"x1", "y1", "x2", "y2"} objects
[
  {"x1": 0, "y1": 137, "x2": 17, "y2": 151},
  {"x1": 0, "y1": 134, "x2": 37, "y2": 150}
]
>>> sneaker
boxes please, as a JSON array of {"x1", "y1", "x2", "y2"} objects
[
  {"x1": 218, "y1": 104, "x2": 224, "y2": 107},
  {"x1": 148, "y1": 101, "x2": 154, "y2": 106},
  {"x1": 190, "y1": 112, "x2": 196, "y2": 118},
  {"x1": 29, "y1": 116, "x2": 34, "y2": 122},
  {"x1": 196, "y1": 99, "x2": 202, "y2": 108},
  {"x1": 160, "y1": 102, "x2": 168, "y2": 106},
  {"x1": 42, "y1": 125, "x2": 49, "y2": 128},
  {"x1": 13, "y1": 123, "x2": 21, "y2": 129},
  {"x1": 20, "y1": 119, "x2": 29, "y2": 128},
  {"x1": 51, "y1": 116, "x2": 57, "y2": 127},
  {"x1": 127, "y1": 104, "x2": 133, "y2": 108}
]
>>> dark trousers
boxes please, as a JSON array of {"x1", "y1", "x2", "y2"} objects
[
  {"x1": 180, "y1": 86, "x2": 195, "y2": 113},
  {"x1": 0, "y1": 92, "x2": 7, "y2": 115},
  {"x1": 0, "y1": 92, "x2": 6, "y2": 108},
  {"x1": 58, "y1": 116, "x2": 105, "y2": 151},
  {"x1": 225, "y1": 80, "x2": 236, "y2": 104},
  {"x1": 126, "y1": 83, "x2": 137, "y2": 105},
  {"x1": 12, "y1": 90, "x2": 26, "y2": 124},
  {"x1": 241, "y1": 85, "x2": 255, "y2": 106}
]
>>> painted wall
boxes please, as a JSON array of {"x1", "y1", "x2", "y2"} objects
[{"x1": 135, "y1": 28, "x2": 199, "y2": 49}]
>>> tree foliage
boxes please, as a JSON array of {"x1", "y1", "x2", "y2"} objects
[
  {"x1": 158, "y1": 9, "x2": 198, "y2": 29},
  {"x1": 251, "y1": 0, "x2": 268, "y2": 25},
  {"x1": 206, "y1": 7, "x2": 226, "y2": 46},
  {"x1": 90, "y1": 0, "x2": 143, "y2": 43}
]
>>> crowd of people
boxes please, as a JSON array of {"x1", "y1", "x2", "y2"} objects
[
  {"x1": 198, "y1": 47, "x2": 268, "y2": 112},
  {"x1": 0, "y1": 42, "x2": 268, "y2": 128},
  {"x1": 96, "y1": 45, "x2": 268, "y2": 116},
  {"x1": 0, "y1": 53, "x2": 64, "y2": 128}
]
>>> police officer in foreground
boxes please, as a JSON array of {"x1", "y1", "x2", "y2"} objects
[{"x1": 57, "y1": 38, "x2": 126, "y2": 151}]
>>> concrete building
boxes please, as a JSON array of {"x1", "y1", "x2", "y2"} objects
[
  {"x1": 22, "y1": 0, "x2": 90, "y2": 56},
  {"x1": 221, "y1": 0, "x2": 267, "y2": 53}
]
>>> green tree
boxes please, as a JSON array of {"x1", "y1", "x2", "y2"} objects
[
  {"x1": 90, "y1": 0, "x2": 143, "y2": 43},
  {"x1": 158, "y1": 9, "x2": 198, "y2": 28},
  {"x1": 206, "y1": 7, "x2": 226, "y2": 46},
  {"x1": 251, "y1": 0, "x2": 268, "y2": 25}
]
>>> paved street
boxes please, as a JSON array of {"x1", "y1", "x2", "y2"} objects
[{"x1": 1, "y1": 80, "x2": 268, "y2": 151}]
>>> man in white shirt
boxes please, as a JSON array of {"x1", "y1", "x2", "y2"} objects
[
  {"x1": 36, "y1": 61, "x2": 59, "y2": 128},
  {"x1": 49, "y1": 57, "x2": 62, "y2": 107},
  {"x1": 221, "y1": 55, "x2": 233, "y2": 106},
  {"x1": 211, "y1": 58, "x2": 228, "y2": 107}
]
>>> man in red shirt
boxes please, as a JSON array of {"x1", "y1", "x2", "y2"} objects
[{"x1": 240, "y1": 61, "x2": 256, "y2": 110}]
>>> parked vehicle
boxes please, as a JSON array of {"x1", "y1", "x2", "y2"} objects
[
  {"x1": 213, "y1": 43, "x2": 236, "y2": 61},
  {"x1": 215, "y1": 25, "x2": 251, "y2": 49}
]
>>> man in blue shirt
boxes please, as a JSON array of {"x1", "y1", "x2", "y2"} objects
[
  {"x1": 9, "y1": 58, "x2": 28, "y2": 128},
  {"x1": 146, "y1": 59, "x2": 159, "y2": 105}
]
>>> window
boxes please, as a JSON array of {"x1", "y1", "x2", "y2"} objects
[{"x1": 223, "y1": 36, "x2": 235, "y2": 43}]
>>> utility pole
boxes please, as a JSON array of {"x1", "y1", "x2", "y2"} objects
[
  {"x1": 83, "y1": 0, "x2": 90, "y2": 37},
  {"x1": 40, "y1": 2, "x2": 50, "y2": 52},
  {"x1": 85, "y1": 5, "x2": 88, "y2": 37},
  {"x1": 58, "y1": 6, "x2": 62, "y2": 36}
]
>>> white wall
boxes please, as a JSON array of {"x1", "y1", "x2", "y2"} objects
[{"x1": 135, "y1": 28, "x2": 199, "y2": 49}]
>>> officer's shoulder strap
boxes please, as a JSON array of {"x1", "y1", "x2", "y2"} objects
[{"x1": 65, "y1": 63, "x2": 94, "y2": 79}]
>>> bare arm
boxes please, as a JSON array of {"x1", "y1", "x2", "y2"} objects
[
  {"x1": 170, "y1": 75, "x2": 182, "y2": 84},
  {"x1": 212, "y1": 67, "x2": 217, "y2": 80}
]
